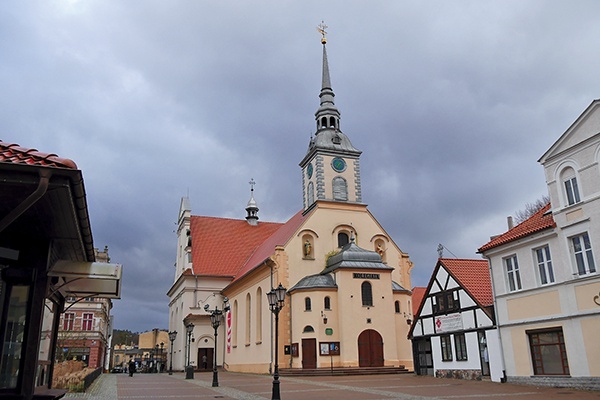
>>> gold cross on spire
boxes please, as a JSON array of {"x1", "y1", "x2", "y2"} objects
[{"x1": 317, "y1": 21, "x2": 328, "y2": 44}]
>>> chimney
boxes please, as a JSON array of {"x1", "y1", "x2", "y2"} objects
[{"x1": 507, "y1": 216, "x2": 514, "y2": 230}]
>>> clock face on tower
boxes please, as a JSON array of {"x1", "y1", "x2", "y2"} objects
[
  {"x1": 331, "y1": 157, "x2": 346, "y2": 173},
  {"x1": 307, "y1": 163, "x2": 313, "y2": 179}
]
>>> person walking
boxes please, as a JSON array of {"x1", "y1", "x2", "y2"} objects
[
  {"x1": 128, "y1": 357, "x2": 136, "y2": 377},
  {"x1": 202, "y1": 354, "x2": 207, "y2": 370}
]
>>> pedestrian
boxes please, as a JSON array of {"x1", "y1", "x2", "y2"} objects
[
  {"x1": 128, "y1": 357, "x2": 136, "y2": 377},
  {"x1": 202, "y1": 354, "x2": 207, "y2": 370}
]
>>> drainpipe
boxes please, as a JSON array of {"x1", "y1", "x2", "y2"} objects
[
  {"x1": 0, "y1": 169, "x2": 51, "y2": 233},
  {"x1": 484, "y1": 255, "x2": 507, "y2": 383}
]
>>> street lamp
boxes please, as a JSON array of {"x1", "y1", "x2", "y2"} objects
[
  {"x1": 205, "y1": 297, "x2": 230, "y2": 388},
  {"x1": 185, "y1": 323, "x2": 194, "y2": 379},
  {"x1": 267, "y1": 283, "x2": 287, "y2": 400},
  {"x1": 168, "y1": 331, "x2": 177, "y2": 375},
  {"x1": 160, "y1": 342, "x2": 164, "y2": 372}
]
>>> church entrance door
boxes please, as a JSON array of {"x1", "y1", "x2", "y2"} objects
[
  {"x1": 301, "y1": 338, "x2": 317, "y2": 369},
  {"x1": 198, "y1": 347, "x2": 214, "y2": 370},
  {"x1": 358, "y1": 329, "x2": 384, "y2": 367}
]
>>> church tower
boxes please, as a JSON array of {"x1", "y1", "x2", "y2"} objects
[{"x1": 299, "y1": 24, "x2": 362, "y2": 212}]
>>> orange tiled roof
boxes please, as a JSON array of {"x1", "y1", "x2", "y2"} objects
[
  {"x1": 440, "y1": 258, "x2": 493, "y2": 307},
  {"x1": 411, "y1": 287, "x2": 426, "y2": 316},
  {"x1": 478, "y1": 203, "x2": 555, "y2": 253},
  {"x1": 233, "y1": 210, "x2": 308, "y2": 283},
  {"x1": 0, "y1": 140, "x2": 78, "y2": 169},
  {"x1": 189, "y1": 216, "x2": 283, "y2": 277}
]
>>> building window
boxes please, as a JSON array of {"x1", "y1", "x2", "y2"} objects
[
  {"x1": 564, "y1": 176, "x2": 581, "y2": 206},
  {"x1": 307, "y1": 181, "x2": 314, "y2": 205},
  {"x1": 302, "y1": 325, "x2": 314, "y2": 333},
  {"x1": 454, "y1": 333, "x2": 467, "y2": 361},
  {"x1": 433, "y1": 290, "x2": 460, "y2": 315},
  {"x1": 245, "y1": 293, "x2": 251, "y2": 345},
  {"x1": 338, "y1": 232, "x2": 349, "y2": 248},
  {"x1": 394, "y1": 300, "x2": 400, "y2": 313},
  {"x1": 528, "y1": 328, "x2": 570, "y2": 375},
  {"x1": 256, "y1": 287, "x2": 262, "y2": 343},
  {"x1": 504, "y1": 255, "x2": 522, "y2": 292},
  {"x1": 332, "y1": 177, "x2": 348, "y2": 201},
  {"x1": 63, "y1": 313, "x2": 75, "y2": 330},
  {"x1": 82, "y1": 313, "x2": 93, "y2": 331},
  {"x1": 324, "y1": 296, "x2": 331, "y2": 310},
  {"x1": 440, "y1": 335, "x2": 452, "y2": 361},
  {"x1": 304, "y1": 297, "x2": 312, "y2": 311},
  {"x1": 571, "y1": 232, "x2": 596, "y2": 275},
  {"x1": 361, "y1": 282, "x2": 373, "y2": 307},
  {"x1": 535, "y1": 245, "x2": 555, "y2": 285}
]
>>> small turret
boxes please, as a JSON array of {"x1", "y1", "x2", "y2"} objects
[{"x1": 245, "y1": 178, "x2": 259, "y2": 226}]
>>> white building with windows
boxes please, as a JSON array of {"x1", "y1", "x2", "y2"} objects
[
  {"x1": 409, "y1": 259, "x2": 503, "y2": 382},
  {"x1": 478, "y1": 100, "x2": 600, "y2": 389}
]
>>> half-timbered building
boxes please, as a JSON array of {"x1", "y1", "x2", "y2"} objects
[{"x1": 409, "y1": 258, "x2": 503, "y2": 382}]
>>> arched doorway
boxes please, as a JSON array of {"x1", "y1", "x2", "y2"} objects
[{"x1": 358, "y1": 329, "x2": 384, "y2": 367}]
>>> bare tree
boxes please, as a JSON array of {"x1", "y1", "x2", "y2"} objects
[{"x1": 514, "y1": 195, "x2": 551, "y2": 224}]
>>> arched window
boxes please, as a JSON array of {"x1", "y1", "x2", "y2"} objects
[
  {"x1": 560, "y1": 166, "x2": 581, "y2": 206},
  {"x1": 303, "y1": 325, "x2": 315, "y2": 333},
  {"x1": 338, "y1": 232, "x2": 349, "y2": 248},
  {"x1": 232, "y1": 300, "x2": 238, "y2": 347},
  {"x1": 256, "y1": 288, "x2": 262, "y2": 343},
  {"x1": 245, "y1": 293, "x2": 251, "y2": 345},
  {"x1": 305, "y1": 297, "x2": 312, "y2": 311},
  {"x1": 324, "y1": 296, "x2": 331, "y2": 310},
  {"x1": 361, "y1": 282, "x2": 373, "y2": 306},
  {"x1": 333, "y1": 177, "x2": 348, "y2": 201},
  {"x1": 329, "y1": 116, "x2": 336, "y2": 128},
  {"x1": 307, "y1": 181, "x2": 315, "y2": 205},
  {"x1": 395, "y1": 300, "x2": 400, "y2": 313}
]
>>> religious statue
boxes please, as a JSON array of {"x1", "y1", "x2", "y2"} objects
[{"x1": 304, "y1": 239, "x2": 312, "y2": 257}]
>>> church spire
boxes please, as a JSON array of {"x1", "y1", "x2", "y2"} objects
[
  {"x1": 299, "y1": 23, "x2": 363, "y2": 212},
  {"x1": 315, "y1": 21, "x2": 340, "y2": 132},
  {"x1": 245, "y1": 178, "x2": 259, "y2": 225}
]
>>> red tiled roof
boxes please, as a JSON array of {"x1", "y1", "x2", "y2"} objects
[
  {"x1": 411, "y1": 287, "x2": 426, "y2": 316},
  {"x1": 440, "y1": 258, "x2": 493, "y2": 307},
  {"x1": 190, "y1": 216, "x2": 282, "y2": 277},
  {"x1": 478, "y1": 203, "x2": 555, "y2": 253},
  {"x1": 233, "y1": 210, "x2": 308, "y2": 283},
  {"x1": 0, "y1": 140, "x2": 78, "y2": 169}
]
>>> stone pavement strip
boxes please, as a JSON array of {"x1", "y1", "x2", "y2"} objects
[{"x1": 65, "y1": 371, "x2": 600, "y2": 400}]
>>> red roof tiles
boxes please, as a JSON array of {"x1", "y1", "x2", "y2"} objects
[
  {"x1": 440, "y1": 258, "x2": 493, "y2": 307},
  {"x1": 189, "y1": 210, "x2": 308, "y2": 281},
  {"x1": 478, "y1": 203, "x2": 555, "y2": 253},
  {"x1": 0, "y1": 140, "x2": 78, "y2": 169},
  {"x1": 411, "y1": 287, "x2": 426, "y2": 316},
  {"x1": 189, "y1": 216, "x2": 282, "y2": 277}
]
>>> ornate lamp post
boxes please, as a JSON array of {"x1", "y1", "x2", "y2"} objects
[
  {"x1": 185, "y1": 323, "x2": 194, "y2": 379},
  {"x1": 267, "y1": 284, "x2": 287, "y2": 400},
  {"x1": 168, "y1": 331, "x2": 177, "y2": 375},
  {"x1": 154, "y1": 344, "x2": 159, "y2": 373},
  {"x1": 204, "y1": 297, "x2": 230, "y2": 388},
  {"x1": 160, "y1": 342, "x2": 164, "y2": 372}
]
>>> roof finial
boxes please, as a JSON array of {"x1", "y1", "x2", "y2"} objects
[
  {"x1": 249, "y1": 178, "x2": 256, "y2": 192},
  {"x1": 317, "y1": 21, "x2": 328, "y2": 44}
]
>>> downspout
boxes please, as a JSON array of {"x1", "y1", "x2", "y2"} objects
[
  {"x1": 269, "y1": 262, "x2": 274, "y2": 374},
  {"x1": 484, "y1": 255, "x2": 507, "y2": 383},
  {"x1": 0, "y1": 169, "x2": 51, "y2": 233}
]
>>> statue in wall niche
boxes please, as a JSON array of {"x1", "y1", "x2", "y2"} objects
[
  {"x1": 304, "y1": 240, "x2": 312, "y2": 257},
  {"x1": 376, "y1": 244, "x2": 385, "y2": 256}
]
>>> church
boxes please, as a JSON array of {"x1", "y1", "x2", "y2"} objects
[{"x1": 167, "y1": 32, "x2": 415, "y2": 374}]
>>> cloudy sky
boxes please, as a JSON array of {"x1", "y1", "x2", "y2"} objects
[{"x1": 2, "y1": 1, "x2": 600, "y2": 332}]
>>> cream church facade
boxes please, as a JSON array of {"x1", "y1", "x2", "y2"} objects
[{"x1": 167, "y1": 36, "x2": 415, "y2": 374}]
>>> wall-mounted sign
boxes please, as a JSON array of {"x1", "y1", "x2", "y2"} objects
[
  {"x1": 435, "y1": 313, "x2": 463, "y2": 333},
  {"x1": 353, "y1": 273, "x2": 380, "y2": 279},
  {"x1": 325, "y1": 328, "x2": 333, "y2": 335},
  {"x1": 319, "y1": 342, "x2": 340, "y2": 356}
]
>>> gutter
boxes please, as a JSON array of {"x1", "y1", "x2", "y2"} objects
[{"x1": 0, "y1": 169, "x2": 51, "y2": 233}]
